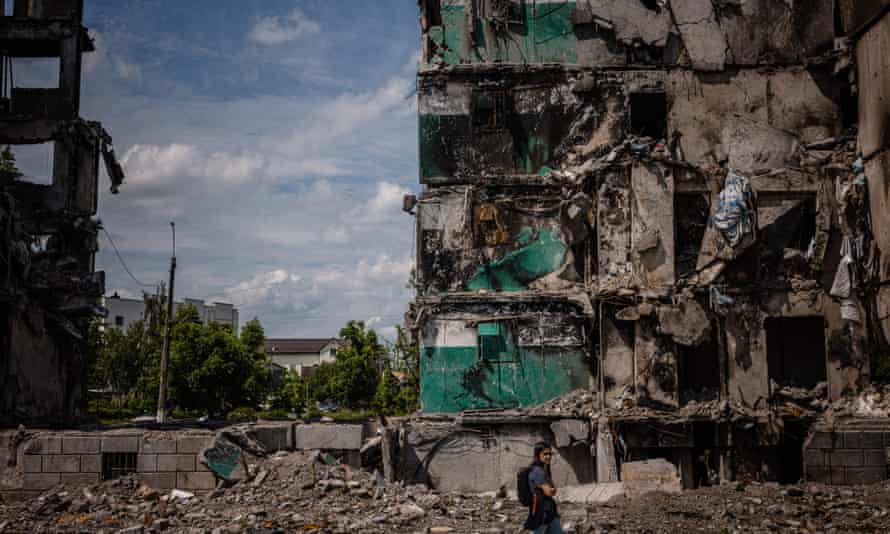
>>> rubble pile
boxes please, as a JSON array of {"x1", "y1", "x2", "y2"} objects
[
  {"x1": 827, "y1": 384, "x2": 890, "y2": 419},
  {"x1": 2, "y1": 453, "x2": 890, "y2": 532},
  {"x1": 0, "y1": 450, "x2": 526, "y2": 533}
]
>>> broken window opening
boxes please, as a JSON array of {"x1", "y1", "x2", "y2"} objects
[
  {"x1": 759, "y1": 193, "x2": 818, "y2": 255},
  {"x1": 629, "y1": 92, "x2": 667, "y2": 139},
  {"x1": 101, "y1": 452, "x2": 137, "y2": 481},
  {"x1": 29, "y1": 233, "x2": 51, "y2": 254},
  {"x1": 766, "y1": 316, "x2": 827, "y2": 389},
  {"x1": 114, "y1": 315, "x2": 124, "y2": 328},
  {"x1": 787, "y1": 196, "x2": 817, "y2": 252},
  {"x1": 11, "y1": 57, "x2": 60, "y2": 89},
  {"x1": 475, "y1": 203, "x2": 506, "y2": 246},
  {"x1": 1, "y1": 142, "x2": 55, "y2": 185},
  {"x1": 473, "y1": 90, "x2": 510, "y2": 132},
  {"x1": 675, "y1": 193, "x2": 710, "y2": 278},
  {"x1": 478, "y1": 322, "x2": 512, "y2": 362},
  {"x1": 424, "y1": 0, "x2": 442, "y2": 27},
  {"x1": 678, "y1": 328, "x2": 720, "y2": 404}
]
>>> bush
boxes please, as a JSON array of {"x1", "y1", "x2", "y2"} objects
[
  {"x1": 87, "y1": 398, "x2": 136, "y2": 421},
  {"x1": 226, "y1": 407, "x2": 258, "y2": 421},
  {"x1": 257, "y1": 408, "x2": 292, "y2": 420}
]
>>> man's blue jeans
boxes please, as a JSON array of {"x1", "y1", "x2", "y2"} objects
[{"x1": 531, "y1": 517, "x2": 564, "y2": 534}]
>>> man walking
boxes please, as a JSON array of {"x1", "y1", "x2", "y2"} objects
[{"x1": 524, "y1": 441, "x2": 564, "y2": 534}]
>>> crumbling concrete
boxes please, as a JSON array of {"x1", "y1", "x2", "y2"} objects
[
  {"x1": 0, "y1": 0, "x2": 124, "y2": 426},
  {"x1": 410, "y1": 0, "x2": 881, "y2": 490}
]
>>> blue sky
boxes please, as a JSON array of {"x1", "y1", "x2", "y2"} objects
[{"x1": 72, "y1": 0, "x2": 420, "y2": 338}]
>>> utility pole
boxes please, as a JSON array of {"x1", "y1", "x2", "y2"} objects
[{"x1": 156, "y1": 222, "x2": 176, "y2": 423}]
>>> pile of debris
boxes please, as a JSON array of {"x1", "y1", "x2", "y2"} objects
[
  {"x1": 0, "y1": 450, "x2": 526, "y2": 533},
  {"x1": 2, "y1": 451, "x2": 890, "y2": 532},
  {"x1": 827, "y1": 384, "x2": 890, "y2": 420}
]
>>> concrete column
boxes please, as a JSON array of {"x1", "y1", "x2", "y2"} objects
[{"x1": 596, "y1": 417, "x2": 619, "y2": 482}]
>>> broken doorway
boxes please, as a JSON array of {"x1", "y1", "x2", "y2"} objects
[
  {"x1": 677, "y1": 328, "x2": 720, "y2": 403},
  {"x1": 765, "y1": 316, "x2": 827, "y2": 389},
  {"x1": 629, "y1": 91, "x2": 667, "y2": 139}
]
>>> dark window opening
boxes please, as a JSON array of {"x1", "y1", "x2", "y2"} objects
[
  {"x1": 786, "y1": 197, "x2": 817, "y2": 252},
  {"x1": 424, "y1": 0, "x2": 442, "y2": 26},
  {"x1": 675, "y1": 193, "x2": 710, "y2": 278},
  {"x1": 478, "y1": 322, "x2": 512, "y2": 362},
  {"x1": 629, "y1": 92, "x2": 667, "y2": 139},
  {"x1": 766, "y1": 316, "x2": 827, "y2": 389},
  {"x1": 101, "y1": 452, "x2": 137, "y2": 481},
  {"x1": 0, "y1": 142, "x2": 55, "y2": 185},
  {"x1": 678, "y1": 327, "x2": 721, "y2": 404},
  {"x1": 758, "y1": 194, "x2": 818, "y2": 271},
  {"x1": 473, "y1": 90, "x2": 509, "y2": 131},
  {"x1": 115, "y1": 316, "x2": 124, "y2": 327}
]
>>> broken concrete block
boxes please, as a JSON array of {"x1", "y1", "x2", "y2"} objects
[
  {"x1": 670, "y1": 0, "x2": 728, "y2": 71},
  {"x1": 61, "y1": 436, "x2": 99, "y2": 454},
  {"x1": 621, "y1": 458, "x2": 681, "y2": 498},
  {"x1": 101, "y1": 435, "x2": 139, "y2": 453},
  {"x1": 139, "y1": 436, "x2": 177, "y2": 454},
  {"x1": 550, "y1": 419, "x2": 590, "y2": 448},
  {"x1": 657, "y1": 298, "x2": 710, "y2": 346},
  {"x1": 199, "y1": 435, "x2": 247, "y2": 483},
  {"x1": 294, "y1": 424, "x2": 363, "y2": 451},
  {"x1": 721, "y1": 118, "x2": 801, "y2": 175}
]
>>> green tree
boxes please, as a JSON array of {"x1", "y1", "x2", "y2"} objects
[
  {"x1": 372, "y1": 366, "x2": 401, "y2": 415},
  {"x1": 240, "y1": 318, "x2": 265, "y2": 356},
  {"x1": 307, "y1": 361, "x2": 339, "y2": 405},
  {"x1": 168, "y1": 305, "x2": 267, "y2": 416},
  {"x1": 332, "y1": 321, "x2": 386, "y2": 408},
  {"x1": 271, "y1": 369, "x2": 306, "y2": 413}
]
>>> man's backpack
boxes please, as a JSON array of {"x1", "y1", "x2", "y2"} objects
[{"x1": 517, "y1": 466, "x2": 533, "y2": 506}]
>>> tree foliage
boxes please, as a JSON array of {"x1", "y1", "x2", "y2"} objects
[
  {"x1": 87, "y1": 301, "x2": 270, "y2": 418},
  {"x1": 240, "y1": 318, "x2": 265, "y2": 356},
  {"x1": 169, "y1": 306, "x2": 268, "y2": 416}
]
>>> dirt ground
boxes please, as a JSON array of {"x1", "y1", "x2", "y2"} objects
[{"x1": 2, "y1": 450, "x2": 889, "y2": 533}]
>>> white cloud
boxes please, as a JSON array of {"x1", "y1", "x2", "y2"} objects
[
  {"x1": 114, "y1": 58, "x2": 142, "y2": 82},
  {"x1": 217, "y1": 253, "x2": 414, "y2": 337},
  {"x1": 249, "y1": 9, "x2": 320, "y2": 45},
  {"x1": 121, "y1": 143, "x2": 267, "y2": 189},
  {"x1": 351, "y1": 181, "x2": 410, "y2": 223}
]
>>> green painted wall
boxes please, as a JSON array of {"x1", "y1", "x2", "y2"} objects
[
  {"x1": 467, "y1": 226, "x2": 567, "y2": 291},
  {"x1": 434, "y1": 2, "x2": 579, "y2": 65},
  {"x1": 421, "y1": 341, "x2": 590, "y2": 413}
]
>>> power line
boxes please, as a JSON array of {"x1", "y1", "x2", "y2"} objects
[{"x1": 100, "y1": 226, "x2": 155, "y2": 288}]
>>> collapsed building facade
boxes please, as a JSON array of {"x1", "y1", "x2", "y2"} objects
[
  {"x1": 0, "y1": 0, "x2": 123, "y2": 426},
  {"x1": 404, "y1": 0, "x2": 890, "y2": 492}
]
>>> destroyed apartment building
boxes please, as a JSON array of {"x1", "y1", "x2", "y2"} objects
[
  {"x1": 0, "y1": 0, "x2": 124, "y2": 427},
  {"x1": 402, "y1": 0, "x2": 890, "y2": 492}
]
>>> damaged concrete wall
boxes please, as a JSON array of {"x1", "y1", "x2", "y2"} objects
[
  {"x1": 419, "y1": 0, "x2": 834, "y2": 69},
  {"x1": 0, "y1": 0, "x2": 124, "y2": 426},
  {"x1": 399, "y1": 419, "x2": 595, "y2": 493},
  {"x1": 417, "y1": 298, "x2": 593, "y2": 412},
  {"x1": 842, "y1": 0, "x2": 890, "y2": 370},
  {"x1": 411, "y1": 0, "x2": 871, "y2": 430}
]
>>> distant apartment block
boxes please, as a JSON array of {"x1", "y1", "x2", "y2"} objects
[{"x1": 104, "y1": 293, "x2": 240, "y2": 333}]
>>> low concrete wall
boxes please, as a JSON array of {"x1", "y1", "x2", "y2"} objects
[
  {"x1": 804, "y1": 422, "x2": 890, "y2": 485},
  {"x1": 4, "y1": 421, "x2": 361, "y2": 496},
  {"x1": 21, "y1": 431, "x2": 216, "y2": 491}
]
